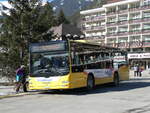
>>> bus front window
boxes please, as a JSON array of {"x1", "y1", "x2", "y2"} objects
[{"x1": 30, "y1": 53, "x2": 69, "y2": 77}]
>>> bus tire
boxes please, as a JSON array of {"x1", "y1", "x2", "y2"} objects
[
  {"x1": 23, "y1": 82, "x2": 29, "y2": 92},
  {"x1": 113, "y1": 73, "x2": 119, "y2": 86},
  {"x1": 87, "y1": 74, "x2": 95, "y2": 90}
]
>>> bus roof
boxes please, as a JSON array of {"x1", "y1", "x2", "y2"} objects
[
  {"x1": 29, "y1": 40, "x2": 126, "y2": 53},
  {"x1": 70, "y1": 40, "x2": 123, "y2": 52}
]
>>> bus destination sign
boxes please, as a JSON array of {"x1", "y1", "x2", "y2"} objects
[{"x1": 30, "y1": 43, "x2": 66, "y2": 52}]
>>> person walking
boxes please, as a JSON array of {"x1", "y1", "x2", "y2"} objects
[
  {"x1": 133, "y1": 65, "x2": 138, "y2": 77},
  {"x1": 15, "y1": 65, "x2": 26, "y2": 93},
  {"x1": 139, "y1": 66, "x2": 143, "y2": 77}
]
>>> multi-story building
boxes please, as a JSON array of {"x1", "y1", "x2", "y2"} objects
[{"x1": 80, "y1": 0, "x2": 150, "y2": 69}]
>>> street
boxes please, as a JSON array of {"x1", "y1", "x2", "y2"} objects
[{"x1": 0, "y1": 74, "x2": 150, "y2": 113}]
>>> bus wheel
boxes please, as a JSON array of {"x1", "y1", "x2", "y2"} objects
[
  {"x1": 87, "y1": 75, "x2": 95, "y2": 90},
  {"x1": 113, "y1": 73, "x2": 119, "y2": 86},
  {"x1": 23, "y1": 82, "x2": 29, "y2": 92}
]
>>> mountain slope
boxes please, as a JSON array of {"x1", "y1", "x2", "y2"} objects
[
  {"x1": 69, "y1": 0, "x2": 107, "y2": 27},
  {"x1": 51, "y1": 0, "x2": 107, "y2": 28},
  {"x1": 51, "y1": 0, "x2": 94, "y2": 16}
]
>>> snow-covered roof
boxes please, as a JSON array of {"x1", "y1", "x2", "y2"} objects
[
  {"x1": 0, "y1": 1, "x2": 11, "y2": 9},
  {"x1": 103, "y1": 0, "x2": 140, "y2": 8},
  {"x1": 80, "y1": 7, "x2": 105, "y2": 15}
]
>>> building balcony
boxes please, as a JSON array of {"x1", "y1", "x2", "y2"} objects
[
  {"x1": 106, "y1": 29, "x2": 150, "y2": 37},
  {"x1": 128, "y1": 30, "x2": 141, "y2": 35},
  {"x1": 129, "y1": 7, "x2": 140, "y2": 12},
  {"x1": 85, "y1": 16, "x2": 105, "y2": 23},
  {"x1": 86, "y1": 35, "x2": 105, "y2": 40},
  {"x1": 106, "y1": 32, "x2": 117, "y2": 37},
  {"x1": 93, "y1": 16, "x2": 105, "y2": 21},
  {"x1": 141, "y1": 4, "x2": 150, "y2": 10},
  {"x1": 92, "y1": 26, "x2": 105, "y2": 31},
  {"x1": 117, "y1": 20, "x2": 128, "y2": 25},
  {"x1": 106, "y1": 41, "x2": 150, "y2": 48},
  {"x1": 129, "y1": 18, "x2": 141, "y2": 24},
  {"x1": 118, "y1": 42, "x2": 130, "y2": 48},
  {"x1": 141, "y1": 29, "x2": 150, "y2": 34},
  {"x1": 129, "y1": 41, "x2": 143, "y2": 48},
  {"x1": 142, "y1": 41, "x2": 150, "y2": 47},
  {"x1": 141, "y1": 17, "x2": 150, "y2": 22},
  {"x1": 106, "y1": 22, "x2": 117, "y2": 27},
  {"x1": 106, "y1": 43, "x2": 118, "y2": 48},
  {"x1": 82, "y1": 25, "x2": 105, "y2": 32},
  {"x1": 117, "y1": 9, "x2": 128, "y2": 14},
  {"x1": 117, "y1": 31, "x2": 128, "y2": 36},
  {"x1": 106, "y1": 12, "x2": 116, "y2": 16}
]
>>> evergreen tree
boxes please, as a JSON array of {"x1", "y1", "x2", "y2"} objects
[
  {"x1": 0, "y1": 0, "x2": 55, "y2": 79},
  {"x1": 57, "y1": 9, "x2": 70, "y2": 25}
]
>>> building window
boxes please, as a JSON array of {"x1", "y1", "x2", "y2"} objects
[
  {"x1": 132, "y1": 48, "x2": 143, "y2": 52},
  {"x1": 130, "y1": 2, "x2": 140, "y2": 9},
  {"x1": 130, "y1": 13, "x2": 140, "y2": 20},
  {"x1": 107, "y1": 7, "x2": 116, "y2": 14},
  {"x1": 143, "y1": 35, "x2": 150, "y2": 41},
  {"x1": 107, "y1": 17, "x2": 116, "y2": 23},
  {"x1": 130, "y1": 36, "x2": 141, "y2": 41},
  {"x1": 118, "y1": 37, "x2": 128, "y2": 43},
  {"x1": 143, "y1": 23, "x2": 150, "y2": 30},
  {"x1": 118, "y1": 4, "x2": 128, "y2": 11},
  {"x1": 118, "y1": 26, "x2": 128, "y2": 32},
  {"x1": 130, "y1": 25, "x2": 141, "y2": 32},
  {"x1": 143, "y1": 0, "x2": 150, "y2": 6},
  {"x1": 107, "y1": 38, "x2": 117, "y2": 43},
  {"x1": 107, "y1": 28, "x2": 116, "y2": 34},
  {"x1": 145, "y1": 48, "x2": 150, "y2": 52},
  {"x1": 143, "y1": 12, "x2": 150, "y2": 18},
  {"x1": 118, "y1": 15, "x2": 128, "y2": 22}
]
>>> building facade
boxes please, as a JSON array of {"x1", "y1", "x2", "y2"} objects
[{"x1": 80, "y1": 0, "x2": 150, "y2": 69}]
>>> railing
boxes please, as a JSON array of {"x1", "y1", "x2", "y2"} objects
[
  {"x1": 106, "y1": 32, "x2": 117, "y2": 37},
  {"x1": 141, "y1": 29, "x2": 150, "y2": 34},
  {"x1": 129, "y1": 41, "x2": 143, "y2": 48},
  {"x1": 82, "y1": 25, "x2": 105, "y2": 31},
  {"x1": 106, "y1": 11, "x2": 116, "y2": 16},
  {"x1": 128, "y1": 30, "x2": 141, "y2": 35},
  {"x1": 106, "y1": 4, "x2": 150, "y2": 16},
  {"x1": 117, "y1": 9, "x2": 128, "y2": 14},
  {"x1": 117, "y1": 31, "x2": 128, "y2": 36},
  {"x1": 117, "y1": 20, "x2": 128, "y2": 25},
  {"x1": 129, "y1": 18, "x2": 141, "y2": 23},
  {"x1": 106, "y1": 22, "x2": 116, "y2": 27},
  {"x1": 106, "y1": 29, "x2": 150, "y2": 37},
  {"x1": 141, "y1": 17, "x2": 150, "y2": 22},
  {"x1": 141, "y1": 4, "x2": 150, "y2": 10},
  {"x1": 106, "y1": 41, "x2": 150, "y2": 48},
  {"x1": 143, "y1": 41, "x2": 150, "y2": 47},
  {"x1": 83, "y1": 16, "x2": 105, "y2": 22},
  {"x1": 118, "y1": 42, "x2": 130, "y2": 48},
  {"x1": 129, "y1": 7, "x2": 140, "y2": 12}
]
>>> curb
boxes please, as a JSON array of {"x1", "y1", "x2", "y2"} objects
[{"x1": 0, "y1": 92, "x2": 39, "y2": 99}]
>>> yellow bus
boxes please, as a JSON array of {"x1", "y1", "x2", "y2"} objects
[{"x1": 28, "y1": 40, "x2": 129, "y2": 90}]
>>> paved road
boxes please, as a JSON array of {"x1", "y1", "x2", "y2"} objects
[{"x1": 0, "y1": 76, "x2": 150, "y2": 113}]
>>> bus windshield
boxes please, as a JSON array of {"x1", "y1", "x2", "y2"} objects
[{"x1": 30, "y1": 52, "x2": 69, "y2": 77}]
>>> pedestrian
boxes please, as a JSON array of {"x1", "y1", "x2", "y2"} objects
[
  {"x1": 139, "y1": 66, "x2": 143, "y2": 77},
  {"x1": 15, "y1": 65, "x2": 26, "y2": 93},
  {"x1": 133, "y1": 65, "x2": 138, "y2": 77}
]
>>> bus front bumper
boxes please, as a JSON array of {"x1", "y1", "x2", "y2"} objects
[{"x1": 28, "y1": 77, "x2": 71, "y2": 90}]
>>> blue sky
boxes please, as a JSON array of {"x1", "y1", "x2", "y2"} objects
[{"x1": 0, "y1": 0, "x2": 54, "y2": 1}]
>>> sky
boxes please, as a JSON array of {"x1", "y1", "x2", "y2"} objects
[{"x1": 0, "y1": 0, "x2": 54, "y2": 2}]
